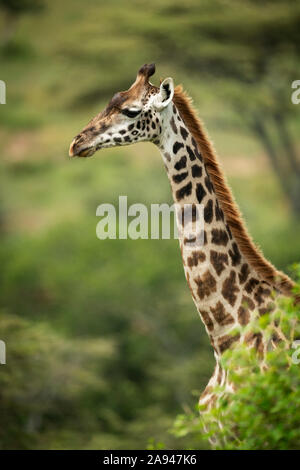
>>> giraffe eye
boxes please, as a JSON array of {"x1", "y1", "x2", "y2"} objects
[{"x1": 121, "y1": 108, "x2": 141, "y2": 118}]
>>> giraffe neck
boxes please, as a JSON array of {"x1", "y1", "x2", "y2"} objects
[{"x1": 156, "y1": 102, "x2": 274, "y2": 360}]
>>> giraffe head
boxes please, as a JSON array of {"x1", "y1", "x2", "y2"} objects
[{"x1": 69, "y1": 63, "x2": 174, "y2": 158}]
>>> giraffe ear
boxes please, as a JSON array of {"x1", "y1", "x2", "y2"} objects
[{"x1": 154, "y1": 77, "x2": 174, "y2": 110}]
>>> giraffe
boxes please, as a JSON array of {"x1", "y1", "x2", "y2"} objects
[{"x1": 69, "y1": 63, "x2": 298, "y2": 409}]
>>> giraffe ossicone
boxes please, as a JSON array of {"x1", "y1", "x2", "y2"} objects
[{"x1": 69, "y1": 63, "x2": 298, "y2": 409}]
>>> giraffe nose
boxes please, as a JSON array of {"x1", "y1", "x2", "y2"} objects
[
  {"x1": 69, "y1": 138, "x2": 96, "y2": 158},
  {"x1": 69, "y1": 140, "x2": 77, "y2": 157},
  {"x1": 69, "y1": 137, "x2": 86, "y2": 157}
]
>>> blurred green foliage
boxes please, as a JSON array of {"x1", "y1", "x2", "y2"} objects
[
  {"x1": 0, "y1": 0, "x2": 299, "y2": 450},
  {"x1": 172, "y1": 267, "x2": 300, "y2": 450}
]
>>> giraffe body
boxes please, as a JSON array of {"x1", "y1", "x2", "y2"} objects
[{"x1": 69, "y1": 63, "x2": 296, "y2": 410}]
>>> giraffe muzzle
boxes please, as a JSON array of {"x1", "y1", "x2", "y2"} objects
[{"x1": 69, "y1": 141, "x2": 96, "y2": 158}]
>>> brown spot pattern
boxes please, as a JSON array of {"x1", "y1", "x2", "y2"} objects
[
  {"x1": 204, "y1": 199, "x2": 213, "y2": 223},
  {"x1": 239, "y1": 263, "x2": 250, "y2": 284},
  {"x1": 170, "y1": 116, "x2": 177, "y2": 134},
  {"x1": 199, "y1": 310, "x2": 214, "y2": 332},
  {"x1": 187, "y1": 251, "x2": 206, "y2": 268},
  {"x1": 211, "y1": 229, "x2": 229, "y2": 246},
  {"x1": 176, "y1": 182, "x2": 192, "y2": 201},
  {"x1": 222, "y1": 270, "x2": 239, "y2": 306},
  {"x1": 195, "y1": 270, "x2": 217, "y2": 300},
  {"x1": 210, "y1": 301, "x2": 234, "y2": 326},
  {"x1": 210, "y1": 250, "x2": 228, "y2": 276},
  {"x1": 244, "y1": 332, "x2": 264, "y2": 356},
  {"x1": 237, "y1": 295, "x2": 255, "y2": 325},
  {"x1": 254, "y1": 286, "x2": 271, "y2": 306},
  {"x1": 229, "y1": 242, "x2": 241, "y2": 266},
  {"x1": 218, "y1": 333, "x2": 240, "y2": 353},
  {"x1": 245, "y1": 277, "x2": 260, "y2": 294}
]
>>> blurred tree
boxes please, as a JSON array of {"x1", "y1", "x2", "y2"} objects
[
  {"x1": 0, "y1": 0, "x2": 44, "y2": 47},
  {"x1": 131, "y1": 0, "x2": 300, "y2": 216},
  {"x1": 0, "y1": 311, "x2": 114, "y2": 449}
]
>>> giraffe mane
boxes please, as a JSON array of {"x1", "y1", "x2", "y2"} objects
[{"x1": 173, "y1": 85, "x2": 295, "y2": 297}]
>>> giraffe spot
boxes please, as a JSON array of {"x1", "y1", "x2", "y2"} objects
[
  {"x1": 183, "y1": 235, "x2": 196, "y2": 245},
  {"x1": 258, "y1": 302, "x2": 275, "y2": 316},
  {"x1": 222, "y1": 270, "x2": 239, "y2": 307},
  {"x1": 179, "y1": 204, "x2": 199, "y2": 226},
  {"x1": 199, "y1": 310, "x2": 214, "y2": 332},
  {"x1": 128, "y1": 123, "x2": 134, "y2": 131},
  {"x1": 191, "y1": 138, "x2": 203, "y2": 161},
  {"x1": 218, "y1": 333, "x2": 240, "y2": 354},
  {"x1": 229, "y1": 242, "x2": 241, "y2": 266},
  {"x1": 209, "y1": 335, "x2": 218, "y2": 354},
  {"x1": 210, "y1": 250, "x2": 228, "y2": 276},
  {"x1": 191, "y1": 164, "x2": 202, "y2": 178},
  {"x1": 226, "y1": 224, "x2": 233, "y2": 239},
  {"x1": 204, "y1": 176, "x2": 214, "y2": 194},
  {"x1": 195, "y1": 183, "x2": 206, "y2": 203},
  {"x1": 200, "y1": 385, "x2": 213, "y2": 399},
  {"x1": 244, "y1": 331, "x2": 264, "y2": 356},
  {"x1": 164, "y1": 152, "x2": 171, "y2": 162},
  {"x1": 215, "y1": 200, "x2": 224, "y2": 221},
  {"x1": 172, "y1": 172, "x2": 188, "y2": 184},
  {"x1": 170, "y1": 116, "x2": 177, "y2": 134},
  {"x1": 237, "y1": 306, "x2": 249, "y2": 325},
  {"x1": 194, "y1": 270, "x2": 217, "y2": 300},
  {"x1": 186, "y1": 145, "x2": 196, "y2": 161},
  {"x1": 243, "y1": 295, "x2": 255, "y2": 310},
  {"x1": 258, "y1": 307, "x2": 268, "y2": 316},
  {"x1": 187, "y1": 251, "x2": 206, "y2": 268},
  {"x1": 176, "y1": 182, "x2": 192, "y2": 201},
  {"x1": 210, "y1": 301, "x2": 234, "y2": 326},
  {"x1": 211, "y1": 229, "x2": 229, "y2": 246},
  {"x1": 238, "y1": 295, "x2": 255, "y2": 325},
  {"x1": 174, "y1": 156, "x2": 187, "y2": 171},
  {"x1": 173, "y1": 142, "x2": 184, "y2": 154},
  {"x1": 271, "y1": 330, "x2": 282, "y2": 346},
  {"x1": 204, "y1": 199, "x2": 213, "y2": 223},
  {"x1": 239, "y1": 263, "x2": 250, "y2": 284},
  {"x1": 254, "y1": 286, "x2": 271, "y2": 306},
  {"x1": 180, "y1": 126, "x2": 189, "y2": 140},
  {"x1": 217, "y1": 364, "x2": 223, "y2": 385},
  {"x1": 245, "y1": 277, "x2": 260, "y2": 294}
]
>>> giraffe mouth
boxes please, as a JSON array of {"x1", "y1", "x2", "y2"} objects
[
  {"x1": 77, "y1": 147, "x2": 96, "y2": 158},
  {"x1": 69, "y1": 144, "x2": 97, "y2": 158}
]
